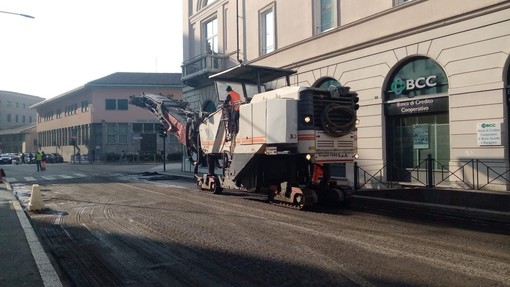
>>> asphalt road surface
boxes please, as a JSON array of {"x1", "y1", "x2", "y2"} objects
[{"x1": 11, "y1": 165, "x2": 510, "y2": 286}]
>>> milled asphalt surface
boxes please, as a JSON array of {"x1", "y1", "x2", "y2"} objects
[{"x1": 1, "y1": 163, "x2": 509, "y2": 286}]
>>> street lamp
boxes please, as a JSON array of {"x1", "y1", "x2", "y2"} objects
[{"x1": 0, "y1": 10, "x2": 35, "y2": 19}]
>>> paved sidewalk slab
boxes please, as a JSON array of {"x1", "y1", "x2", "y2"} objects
[{"x1": 0, "y1": 184, "x2": 62, "y2": 287}]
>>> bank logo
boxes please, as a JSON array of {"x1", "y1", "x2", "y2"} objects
[
  {"x1": 390, "y1": 75, "x2": 437, "y2": 96},
  {"x1": 390, "y1": 77, "x2": 406, "y2": 96},
  {"x1": 481, "y1": 123, "x2": 497, "y2": 128}
]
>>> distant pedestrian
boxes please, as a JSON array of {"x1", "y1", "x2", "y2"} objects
[
  {"x1": 20, "y1": 153, "x2": 25, "y2": 164},
  {"x1": 41, "y1": 152, "x2": 47, "y2": 171},
  {"x1": 29, "y1": 153, "x2": 34, "y2": 164},
  {"x1": 121, "y1": 150, "x2": 126, "y2": 162},
  {"x1": 35, "y1": 151, "x2": 42, "y2": 171}
]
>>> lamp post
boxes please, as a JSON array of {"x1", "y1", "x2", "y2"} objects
[{"x1": 0, "y1": 10, "x2": 35, "y2": 19}]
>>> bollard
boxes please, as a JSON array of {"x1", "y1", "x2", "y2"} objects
[{"x1": 28, "y1": 184, "x2": 45, "y2": 211}]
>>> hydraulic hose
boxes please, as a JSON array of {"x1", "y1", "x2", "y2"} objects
[{"x1": 321, "y1": 103, "x2": 356, "y2": 137}]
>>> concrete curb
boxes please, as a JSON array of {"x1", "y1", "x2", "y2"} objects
[{"x1": 352, "y1": 195, "x2": 510, "y2": 227}]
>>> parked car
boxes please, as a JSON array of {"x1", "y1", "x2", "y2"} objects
[
  {"x1": 12, "y1": 153, "x2": 21, "y2": 165},
  {"x1": 47, "y1": 153, "x2": 64, "y2": 163},
  {"x1": 0, "y1": 153, "x2": 13, "y2": 165}
]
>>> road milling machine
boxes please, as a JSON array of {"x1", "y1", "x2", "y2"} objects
[{"x1": 129, "y1": 65, "x2": 359, "y2": 209}]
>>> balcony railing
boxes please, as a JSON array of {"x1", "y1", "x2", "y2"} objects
[{"x1": 181, "y1": 53, "x2": 228, "y2": 87}]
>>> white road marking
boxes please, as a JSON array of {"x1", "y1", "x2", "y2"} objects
[
  {"x1": 58, "y1": 175, "x2": 74, "y2": 179},
  {"x1": 4, "y1": 177, "x2": 17, "y2": 183}
]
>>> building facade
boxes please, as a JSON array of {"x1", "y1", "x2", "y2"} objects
[
  {"x1": 0, "y1": 90, "x2": 42, "y2": 131},
  {"x1": 0, "y1": 124, "x2": 38, "y2": 154},
  {"x1": 182, "y1": 0, "x2": 510, "y2": 191},
  {"x1": 0, "y1": 91, "x2": 43, "y2": 153},
  {"x1": 30, "y1": 72, "x2": 184, "y2": 162}
]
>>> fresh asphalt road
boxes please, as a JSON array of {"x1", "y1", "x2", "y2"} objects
[{"x1": 4, "y1": 161, "x2": 510, "y2": 286}]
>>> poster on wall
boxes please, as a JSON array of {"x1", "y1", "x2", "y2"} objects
[
  {"x1": 477, "y1": 122, "x2": 501, "y2": 146},
  {"x1": 413, "y1": 124, "x2": 429, "y2": 149}
]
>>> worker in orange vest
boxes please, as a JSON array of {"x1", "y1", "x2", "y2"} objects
[{"x1": 223, "y1": 85, "x2": 242, "y2": 138}]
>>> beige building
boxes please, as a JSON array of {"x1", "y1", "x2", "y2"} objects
[
  {"x1": 31, "y1": 72, "x2": 184, "y2": 162},
  {"x1": 182, "y1": 0, "x2": 510, "y2": 191},
  {"x1": 0, "y1": 91, "x2": 43, "y2": 153},
  {"x1": 0, "y1": 90, "x2": 42, "y2": 131}
]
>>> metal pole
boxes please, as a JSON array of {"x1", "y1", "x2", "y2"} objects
[{"x1": 426, "y1": 154, "x2": 433, "y2": 188}]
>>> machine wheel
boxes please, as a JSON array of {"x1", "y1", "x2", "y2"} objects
[
  {"x1": 212, "y1": 177, "x2": 223, "y2": 194},
  {"x1": 294, "y1": 194, "x2": 305, "y2": 209}
]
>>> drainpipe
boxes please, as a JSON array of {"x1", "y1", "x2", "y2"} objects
[
  {"x1": 236, "y1": 0, "x2": 241, "y2": 64},
  {"x1": 236, "y1": 0, "x2": 245, "y2": 64}
]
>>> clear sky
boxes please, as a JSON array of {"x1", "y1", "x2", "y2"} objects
[{"x1": 0, "y1": 0, "x2": 183, "y2": 99}]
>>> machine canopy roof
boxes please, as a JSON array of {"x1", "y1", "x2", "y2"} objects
[{"x1": 209, "y1": 64, "x2": 296, "y2": 85}]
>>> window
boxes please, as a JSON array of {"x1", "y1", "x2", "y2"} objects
[
  {"x1": 385, "y1": 57, "x2": 450, "y2": 182},
  {"x1": 386, "y1": 57, "x2": 448, "y2": 101},
  {"x1": 202, "y1": 100, "x2": 216, "y2": 113},
  {"x1": 314, "y1": 77, "x2": 341, "y2": 90},
  {"x1": 81, "y1": 100, "x2": 89, "y2": 112},
  {"x1": 118, "y1": 124, "x2": 128, "y2": 144},
  {"x1": 205, "y1": 18, "x2": 218, "y2": 53},
  {"x1": 133, "y1": 123, "x2": 143, "y2": 133},
  {"x1": 105, "y1": 99, "x2": 116, "y2": 110},
  {"x1": 260, "y1": 5, "x2": 275, "y2": 55},
  {"x1": 394, "y1": 0, "x2": 413, "y2": 6},
  {"x1": 144, "y1": 123, "x2": 155, "y2": 133},
  {"x1": 106, "y1": 124, "x2": 116, "y2": 144},
  {"x1": 314, "y1": 0, "x2": 337, "y2": 34},
  {"x1": 199, "y1": 0, "x2": 216, "y2": 9},
  {"x1": 7, "y1": 114, "x2": 11, "y2": 122},
  {"x1": 117, "y1": 99, "x2": 128, "y2": 110}
]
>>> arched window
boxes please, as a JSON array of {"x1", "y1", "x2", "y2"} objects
[
  {"x1": 386, "y1": 57, "x2": 448, "y2": 101},
  {"x1": 202, "y1": 100, "x2": 216, "y2": 113},
  {"x1": 313, "y1": 77, "x2": 341, "y2": 90},
  {"x1": 384, "y1": 57, "x2": 450, "y2": 181}
]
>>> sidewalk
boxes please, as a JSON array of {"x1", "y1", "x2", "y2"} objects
[
  {"x1": 0, "y1": 182, "x2": 62, "y2": 287},
  {"x1": 352, "y1": 188, "x2": 510, "y2": 228},
  {"x1": 159, "y1": 163, "x2": 510, "y2": 227}
]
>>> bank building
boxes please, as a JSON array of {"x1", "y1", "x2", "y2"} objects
[{"x1": 181, "y1": 0, "x2": 510, "y2": 191}]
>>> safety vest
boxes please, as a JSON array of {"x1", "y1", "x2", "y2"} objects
[{"x1": 228, "y1": 90, "x2": 242, "y2": 111}]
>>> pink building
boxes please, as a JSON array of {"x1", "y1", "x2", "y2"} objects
[{"x1": 30, "y1": 72, "x2": 183, "y2": 162}]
